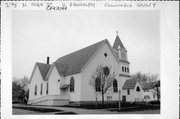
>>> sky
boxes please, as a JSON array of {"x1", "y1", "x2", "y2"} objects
[{"x1": 12, "y1": 10, "x2": 160, "y2": 79}]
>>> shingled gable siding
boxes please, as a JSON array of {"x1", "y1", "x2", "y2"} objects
[
  {"x1": 29, "y1": 65, "x2": 45, "y2": 101},
  {"x1": 81, "y1": 42, "x2": 121, "y2": 102}
]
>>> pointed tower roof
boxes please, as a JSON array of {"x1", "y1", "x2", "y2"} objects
[{"x1": 113, "y1": 35, "x2": 125, "y2": 50}]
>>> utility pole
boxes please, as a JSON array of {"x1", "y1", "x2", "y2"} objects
[
  {"x1": 119, "y1": 90, "x2": 121, "y2": 112},
  {"x1": 96, "y1": 93, "x2": 98, "y2": 109}
]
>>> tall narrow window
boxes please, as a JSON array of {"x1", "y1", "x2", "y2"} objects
[
  {"x1": 125, "y1": 67, "x2": 126, "y2": 72},
  {"x1": 95, "y1": 77, "x2": 101, "y2": 92},
  {"x1": 127, "y1": 67, "x2": 129, "y2": 73},
  {"x1": 113, "y1": 79, "x2": 118, "y2": 92},
  {"x1": 70, "y1": 77, "x2": 75, "y2": 92},
  {"x1": 127, "y1": 89, "x2": 130, "y2": 95},
  {"x1": 40, "y1": 83, "x2": 43, "y2": 95},
  {"x1": 46, "y1": 82, "x2": 48, "y2": 94},
  {"x1": 122, "y1": 67, "x2": 124, "y2": 72},
  {"x1": 34, "y1": 85, "x2": 37, "y2": 95}
]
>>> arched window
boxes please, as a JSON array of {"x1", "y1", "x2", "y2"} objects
[
  {"x1": 95, "y1": 77, "x2": 101, "y2": 92},
  {"x1": 46, "y1": 82, "x2": 48, "y2": 94},
  {"x1": 40, "y1": 83, "x2": 43, "y2": 95},
  {"x1": 122, "y1": 67, "x2": 124, "y2": 72},
  {"x1": 113, "y1": 79, "x2": 118, "y2": 92},
  {"x1": 136, "y1": 86, "x2": 140, "y2": 92},
  {"x1": 103, "y1": 66, "x2": 109, "y2": 76},
  {"x1": 70, "y1": 77, "x2": 75, "y2": 92},
  {"x1": 34, "y1": 85, "x2": 37, "y2": 95}
]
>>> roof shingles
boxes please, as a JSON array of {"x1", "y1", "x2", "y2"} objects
[
  {"x1": 142, "y1": 82, "x2": 157, "y2": 90},
  {"x1": 123, "y1": 78, "x2": 158, "y2": 90},
  {"x1": 113, "y1": 35, "x2": 125, "y2": 50},
  {"x1": 37, "y1": 63, "x2": 51, "y2": 79},
  {"x1": 122, "y1": 79, "x2": 137, "y2": 90},
  {"x1": 55, "y1": 40, "x2": 106, "y2": 76}
]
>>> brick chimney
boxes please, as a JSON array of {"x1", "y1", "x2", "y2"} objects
[{"x1": 47, "y1": 57, "x2": 50, "y2": 64}]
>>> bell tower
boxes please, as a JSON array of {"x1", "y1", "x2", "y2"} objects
[{"x1": 113, "y1": 34, "x2": 128, "y2": 61}]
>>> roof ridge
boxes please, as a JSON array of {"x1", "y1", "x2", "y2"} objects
[
  {"x1": 55, "y1": 39, "x2": 107, "y2": 76},
  {"x1": 36, "y1": 62, "x2": 51, "y2": 65},
  {"x1": 55, "y1": 39, "x2": 106, "y2": 62}
]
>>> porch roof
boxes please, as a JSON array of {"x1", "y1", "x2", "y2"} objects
[{"x1": 60, "y1": 84, "x2": 69, "y2": 89}]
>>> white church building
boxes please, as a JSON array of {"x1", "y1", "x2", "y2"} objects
[{"x1": 28, "y1": 35, "x2": 144, "y2": 106}]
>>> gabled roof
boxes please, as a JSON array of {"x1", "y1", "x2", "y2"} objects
[
  {"x1": 122, "y1": 79, "x2": 138, "y2": 90},
  {"x1": 141, "y1": 82, "x2": 157, "y2": 90},
  {"x1": 31, "y1": 36, "x2": 128, "y2": 80},
  {"x1": 123, "y1": 78, "x2": 159, "y2": 90},
  {"x1": 55, "y1": 40, "x2": 106, "y2": 76},
  {"x1": 113, "y1": 35, "x2": 125, "y2": 50},
  {"x1": 37, "y1": 63, "x2": 51, "y2": 79}
]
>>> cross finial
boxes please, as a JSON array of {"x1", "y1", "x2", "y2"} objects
[{"x1": 116, "y1": 31, "x2": 118, "y2": 35}]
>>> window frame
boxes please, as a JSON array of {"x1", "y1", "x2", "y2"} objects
[
  {"x1": 113, "y1": 79, "x2": 118, "y2": 93},
  {"x1": 40, "y1": 83, "x2": 43, "y2": 95},
  {"x1": 46, "y1": 82, "x2": 49, "y2": 94},
  {"x1": 95, "y1": 77, "x2": 101, "y2": 92},
  {"x1": 127, "y1": 89, "x2": 130, "y2": 95},
  {"x1": 144, "y1": 89, "x2": 149, "y2": 92},
  {"x1": 34, "y1": 85, "x2": 37, "y2": 95},
  {"x1": 127, "y1": 67, "x2": 129, "y2": 73},
  {"x1": 70, "y1": 77, "x2": 75, "y2": 92}
]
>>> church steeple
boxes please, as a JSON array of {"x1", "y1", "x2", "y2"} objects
[
  {"x1": 113, "y1": 34, "x2": 128, "y2": 61},
  {"x1": 113, "y1": 35, "x2": 125, "y2": 51}
]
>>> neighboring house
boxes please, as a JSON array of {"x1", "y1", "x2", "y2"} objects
[
  {"x1": 142, "y1": 81, "x2": 160, "y2": 102},
  {"x1": 122, "y1": 79, "x2": 144, "y2": 102},
  {"x1": 122, "y1": 79, "x2": 160, "y2": 103},
  {"x1": 28, "y1": 35, "x2": 131, "y2": 106}
]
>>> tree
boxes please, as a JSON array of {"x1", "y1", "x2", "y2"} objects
[
  {"x1": 12, "y1": 76, "x2": 29, "y2": 103},
  {"x1": 131, "y1": 72, "x2": 159, "y2": 83},
  {"x1": 90, "y1": 65, "x2": 116, "y2": 106}
]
